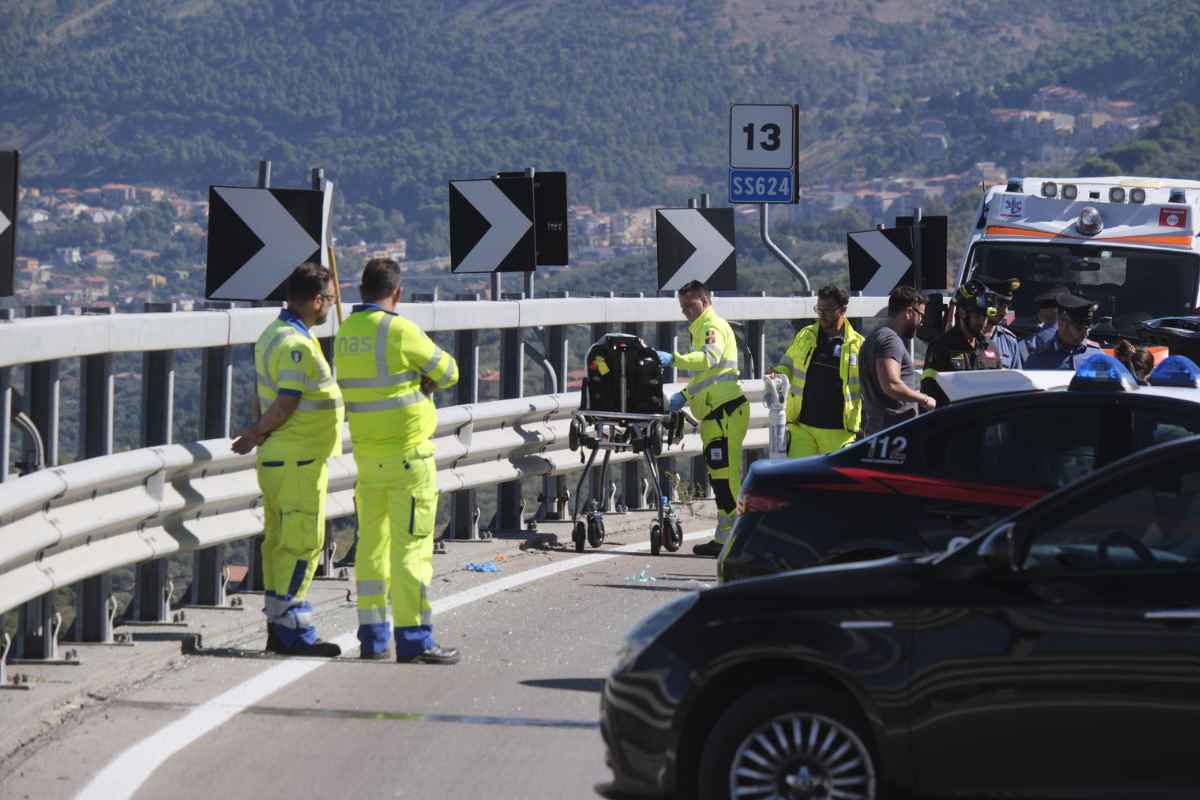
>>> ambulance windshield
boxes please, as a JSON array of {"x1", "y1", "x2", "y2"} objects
[{"x1": 965, "y1": 242, "x2": 1200, "y2": 338}]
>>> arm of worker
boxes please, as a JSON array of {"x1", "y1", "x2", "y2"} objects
[
  {"x1": 404, "y1": 327, "x2": 459, "y2": 395},
  {"x1": 876, "y1": 357, "x2": 936, "y2": 411},
  {"x1": 673, "y1": 326, "x2": 724, "y2": 372},
  {"x1": 232, "y1": 393, "x2": 301, "y2": 454}
]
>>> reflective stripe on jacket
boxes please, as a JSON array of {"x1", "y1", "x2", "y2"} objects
[
  {"x1": 774, "y1": 318, "x2": 863, "y2": 434},
  {"x1": 334, "y1": 305, "x2": 458, "y2": 457},
  {"x1": 254, "y1": 312, "x2": 344, "y2": 461},
  {"x1": 673, "y1": 305, "x2": 743, "y2": 418}
]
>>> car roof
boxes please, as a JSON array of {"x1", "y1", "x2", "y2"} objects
[{"x1": 934, "y1": 369, "x2": 1200, "y2": 404}]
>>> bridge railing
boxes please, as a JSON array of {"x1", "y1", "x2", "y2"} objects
[{"x1": 0, "y1": 295, "x2": 886, "y2": 661}]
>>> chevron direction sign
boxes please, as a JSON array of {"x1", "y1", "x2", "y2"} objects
[
  {"x1": 656, "y1": 208, "x2": 736, "y2": 292},
  {"x1": 449, "y1": 176, "x2": 535, "y2": 273},
  {"x1": 206, "y1": 185, "x2": 330, "y2": 301},
  {"x1": 0, "y1": 151, "x2": 17, "y2": 297},
  {"x1": 847, "y1": 216, "x2": 947, "y2": 294}
]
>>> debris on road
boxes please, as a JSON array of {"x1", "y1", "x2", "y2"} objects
[
  {"x1": 465, "y1": 561, "x2": 501, "y2": 573},
  {"x1": 626, "y1": 565, "x2": 656, "y2": 583}
]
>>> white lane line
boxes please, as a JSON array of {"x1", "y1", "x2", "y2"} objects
[{"x1": 77, "y1": 530, "x2": 714, "y2": 800}]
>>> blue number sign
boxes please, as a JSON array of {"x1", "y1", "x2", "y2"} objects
[{"x1": 729, "y1": 168, "x2": 794, "y2": 204}]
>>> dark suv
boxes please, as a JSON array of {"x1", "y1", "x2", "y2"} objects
[
  {"x1": 720, "y1": 379, "x2": 1200, "y2": 583},
  {"x1": 601, "y1": 435, "x2": 1200, "y2": 799}
]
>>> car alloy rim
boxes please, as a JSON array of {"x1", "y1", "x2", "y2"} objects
[{"x1": 728, "y1": 712, "x2": 875, "y2": 800}]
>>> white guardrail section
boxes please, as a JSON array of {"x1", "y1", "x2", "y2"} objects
[{"x1": 0, "y1": 382, "x2": 769, "y2": 616}]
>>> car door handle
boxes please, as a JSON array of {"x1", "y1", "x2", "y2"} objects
[{"x1": 1144, "y1": 609, "x2": 1200, "y2": 621}]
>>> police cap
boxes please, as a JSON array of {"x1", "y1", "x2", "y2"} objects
[
  {"x1": 1057, "y1": 292, "x2": 1098, "y2": 326},
  {"x1": 976, "y1": 274, "x2": 1021, "y2": 303},
  {"x1": 1036, "y1": 285, "x2": 1068, "y2": 307}
]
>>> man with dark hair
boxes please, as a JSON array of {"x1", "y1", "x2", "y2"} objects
[
  {"x1": 1023, "y1": 291, "x2": 1104, "y2": 370},
  {"x1": 920, "y1": 279, "x2": 1002, "y2": 405},
  {"x1": 771, "y1": 284, "x2": 863, "y2": 456},
  {"x1": 334, "y1": 258, "x2": 461, "y2": 663},
  {"x1": 232, "y1": 262, "x2": 344, "y2": 657},
  {"x1": 654, "y1": 280, "x2": 746, "y2": 557},
  {"x1": 1019, "y1": 285, "x2": 1066, "y2": 360},
  {"x1": 859, "y1": 285, "x2": 936, "y2": 436}
]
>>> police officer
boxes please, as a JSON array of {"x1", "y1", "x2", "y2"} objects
[
  {"x1": 655, "y1": 281, "x2": 747, "y2": 558},
  {"x1": 335, "y1": 259, "x2": 461, "y2": 663},
  {"x1": 920, "y1": 279, "x2": 1002, "y2": 405},
  {"x1": 1023, "y1": 292, "x2": 1104, "y2": 370},
  {"x1": 1019, "y1": 286, "x2": 1066, "y2": 360},
  {"x1": 771, "y1": 284, "x2": 863, "y2": 456},
  {"x1": 978, "y1": 275, "x2": 1023, "y2": 368},
  {"x1": 232, "y1": 262, "x2": 344, "y2": 657}
]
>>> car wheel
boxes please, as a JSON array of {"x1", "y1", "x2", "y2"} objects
[{"x1": 698, "y1": 681, "x2": 879, "y2": 800}]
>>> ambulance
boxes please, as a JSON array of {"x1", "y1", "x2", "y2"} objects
[{"x1": 954, "y1": 176, "x2": 1200, "y2": 346}]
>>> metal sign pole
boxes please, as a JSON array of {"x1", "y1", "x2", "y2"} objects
[{"x1": 759, "y1": 203, "x2": 811, "y2": 294}]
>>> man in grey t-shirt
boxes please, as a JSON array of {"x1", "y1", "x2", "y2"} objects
[{"x1": 860, "y1": 286, "x2": 938, "y2": 436}]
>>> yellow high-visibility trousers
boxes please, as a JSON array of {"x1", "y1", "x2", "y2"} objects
[
  {"x1": 353, "y1": 443, "x2": 438, "y2": 657},
  {"x1": 787, "y1": 422, "x2": 855, "y2": 458},
  {"x1": 699, "y1": 400, "x2": 749, "y2": 544},
  {"x1": 257, "y1": 458, "x2": 328, "y2": 648}
]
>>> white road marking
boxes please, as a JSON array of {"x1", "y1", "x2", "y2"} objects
[{"x1": 76, "y1": 530, "x2": 714, "y2": 799}]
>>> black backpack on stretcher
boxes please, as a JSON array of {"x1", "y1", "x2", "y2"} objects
[{"x1": 580, "y1": 333, "x2": 665, "y2": 417}]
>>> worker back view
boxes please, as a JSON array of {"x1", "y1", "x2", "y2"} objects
[{"x1": 335, "y1": 259, "x2": 460, "y2": 663}]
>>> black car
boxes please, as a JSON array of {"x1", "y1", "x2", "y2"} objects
[
  {"x1": 601, "y1": 435, "x2": 1200, "y2": 799},
  {"x1": 720, "y1": 372, "x2": 1200, "y2": 583}
]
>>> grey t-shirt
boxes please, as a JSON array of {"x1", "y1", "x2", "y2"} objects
[{"x1": 859, "y1": 324, "x2": 917, "y2": 435}]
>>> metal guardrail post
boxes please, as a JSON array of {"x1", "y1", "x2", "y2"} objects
[
  {"x1": 498, "y1": 292, "x2": 525, "y2": 532},
  {"x1": 619, "y1": 293, "x2": 645, "y2": 511},
  {"x1": 25, "y1": 305, "x2": 62, "y2": 467},
  {"x1": 132, "y1": 301, "x2": 176, "y2": 623},
  {"x1": 0, "y1": 308, "x2": 12, "y2": 483},
  {"x1": 73, "y1": 305, "x2": 116, "y2": 643},
  {"x1": 193, "y1": 301, "x2": 235, "y2": 606},
  {"x1": 452, "y1": 293, "x2": 481, "y2": 539},
  {"x1": 543, "y1": 291, "x2": 570, "y2": 521}
]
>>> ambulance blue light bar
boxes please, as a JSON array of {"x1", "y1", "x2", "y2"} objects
[
  {"x1": 1149, "y1": 355, "x2": 1200, "y2": 388},
  {"x1": 1069, "y1": 354, "x2": 1138, "y2": 392}
]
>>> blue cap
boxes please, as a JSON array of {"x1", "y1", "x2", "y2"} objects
[
  {"x1": 1069, "y1": 353, "x2": 1138, "y2": 392},
  {"x1": 1149, "y1": 355, "x2": 1200, "y2": 388}
]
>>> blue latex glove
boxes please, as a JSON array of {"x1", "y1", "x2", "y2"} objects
[
  {"x1": 655, "y1": 350, "x2": 674, "y2": 367},
  {"x1": 668, "y1": 391, "x2": 686, "y2": 413}
]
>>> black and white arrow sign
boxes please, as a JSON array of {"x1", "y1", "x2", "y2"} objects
[
  {"x1": 449, "y1": 177, "x2": 535, "y2": 273},
  {"x1": 847, "y1": 216, "x2": 947, "y2": 295},
  {"x1": 205, "y1": 185, "x2": 328, "y2": 301},
  {"x1": 0, "y1": 151, "x2": 17, "y2": 298},
  {"x1": 656, "y1": 208, "x2": 737, "y2": 292}
]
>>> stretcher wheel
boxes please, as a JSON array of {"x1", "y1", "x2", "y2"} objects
[
  {"x1": 573, "y1": 520, "x2": 587, "y2": 553},
  {"x1": 587, "y1": 517, "x2": 605, "y2": 548},
  {"x1": 664, "y1": 518, "x2": 683, "y2": 552},
  {"x1": 650, "y1": 522, "x2": 662, "y2": 556},
  {"x1": 649, "y1": 421, "x2": 664, "y2": 456}
]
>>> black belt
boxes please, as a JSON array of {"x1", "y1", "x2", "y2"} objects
[
  {"x1": 261, "y1": 458, "x2": 316, "y2": 467},
  {"x1": 703, "y1": 395, "x2": 747, "y2": 422}
]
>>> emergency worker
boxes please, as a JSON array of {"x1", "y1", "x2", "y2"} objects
[
  {"x1": 1019, "y1": 286, "x2": 1066, "y2": 360},
  {"x1": 1023, "y1": 292, "x2": 1104, "y2": 370},
  {"x1": 655, "y1": 281, "x2": 747, "y2": 558},
  {"x1": 771, "y1": 284, "x2": 863, "y2": 456},
  {"x1": 232, "y1": 263, "x2": 344, "y2": 657},
  {"x1": 334, "y1": 259, "x2": 461, "y2": 663},
  {"x1": 920, "y1": 279, "x2": 1001, "y2": 405},
  {"x1": 978, "y1": 275, "x2": 1023, "y2": 368}
]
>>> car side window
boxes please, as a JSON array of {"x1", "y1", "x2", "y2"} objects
[
  {"x1": 931, "y1": 405, "x2": 1099, "y2": 489},
  {"x1": 1133, "y1": 406, "x2": 1200, "y2": 450},
  {"x1": 1023, "y1": 468, "x2": 1200, "y2": 572}
]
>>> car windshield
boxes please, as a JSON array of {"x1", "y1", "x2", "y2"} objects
[{"x1": 964, "y1": 242, "x2": 1200, "y2": 339}]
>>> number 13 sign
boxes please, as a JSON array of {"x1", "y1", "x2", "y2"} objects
[{"x1": 729, "y1": 104, "x2": 797, "y2": 169}]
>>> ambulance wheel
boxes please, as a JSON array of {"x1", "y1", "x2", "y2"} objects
[
  {"x1": 664, "y1": 518, "x2": 683, "y2": 552},
  {"x1": 573, "y1": 520, "x2": 587, "y2": 553},
  {"x1": 587, "y1": 517, "x2": 605, "y2": 549},
  {"x1": 569, "y1": 418, "x2": 581, "y2": 452},
  {"x1": 650, "y1": 523, "x2": 662, "y2": 556}
]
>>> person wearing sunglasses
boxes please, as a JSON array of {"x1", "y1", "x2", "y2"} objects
[{"x1": 232, "y1": 262, "x2": 346, "y2": 657}]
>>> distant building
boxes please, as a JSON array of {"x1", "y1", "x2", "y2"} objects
[
  {"x1": 85, "y1": 249, "x2": 117, "y2": 271},
  {"x1": 56, "y1": 247, "x2": 82, "y2": 264},
  {"x1": 129, "y1": 249, "x2": 161, "y2": 262},
  {"x1": 101, "y1": 183, "x2": 136, "y2": 206}
]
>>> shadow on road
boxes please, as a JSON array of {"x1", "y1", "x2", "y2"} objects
[
  {"x1": 520, "y1": 677, "x2": 605, "y2": 693},
  {"x1": 586, "y1": 583, "x2": 697, "y2": 593}
]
